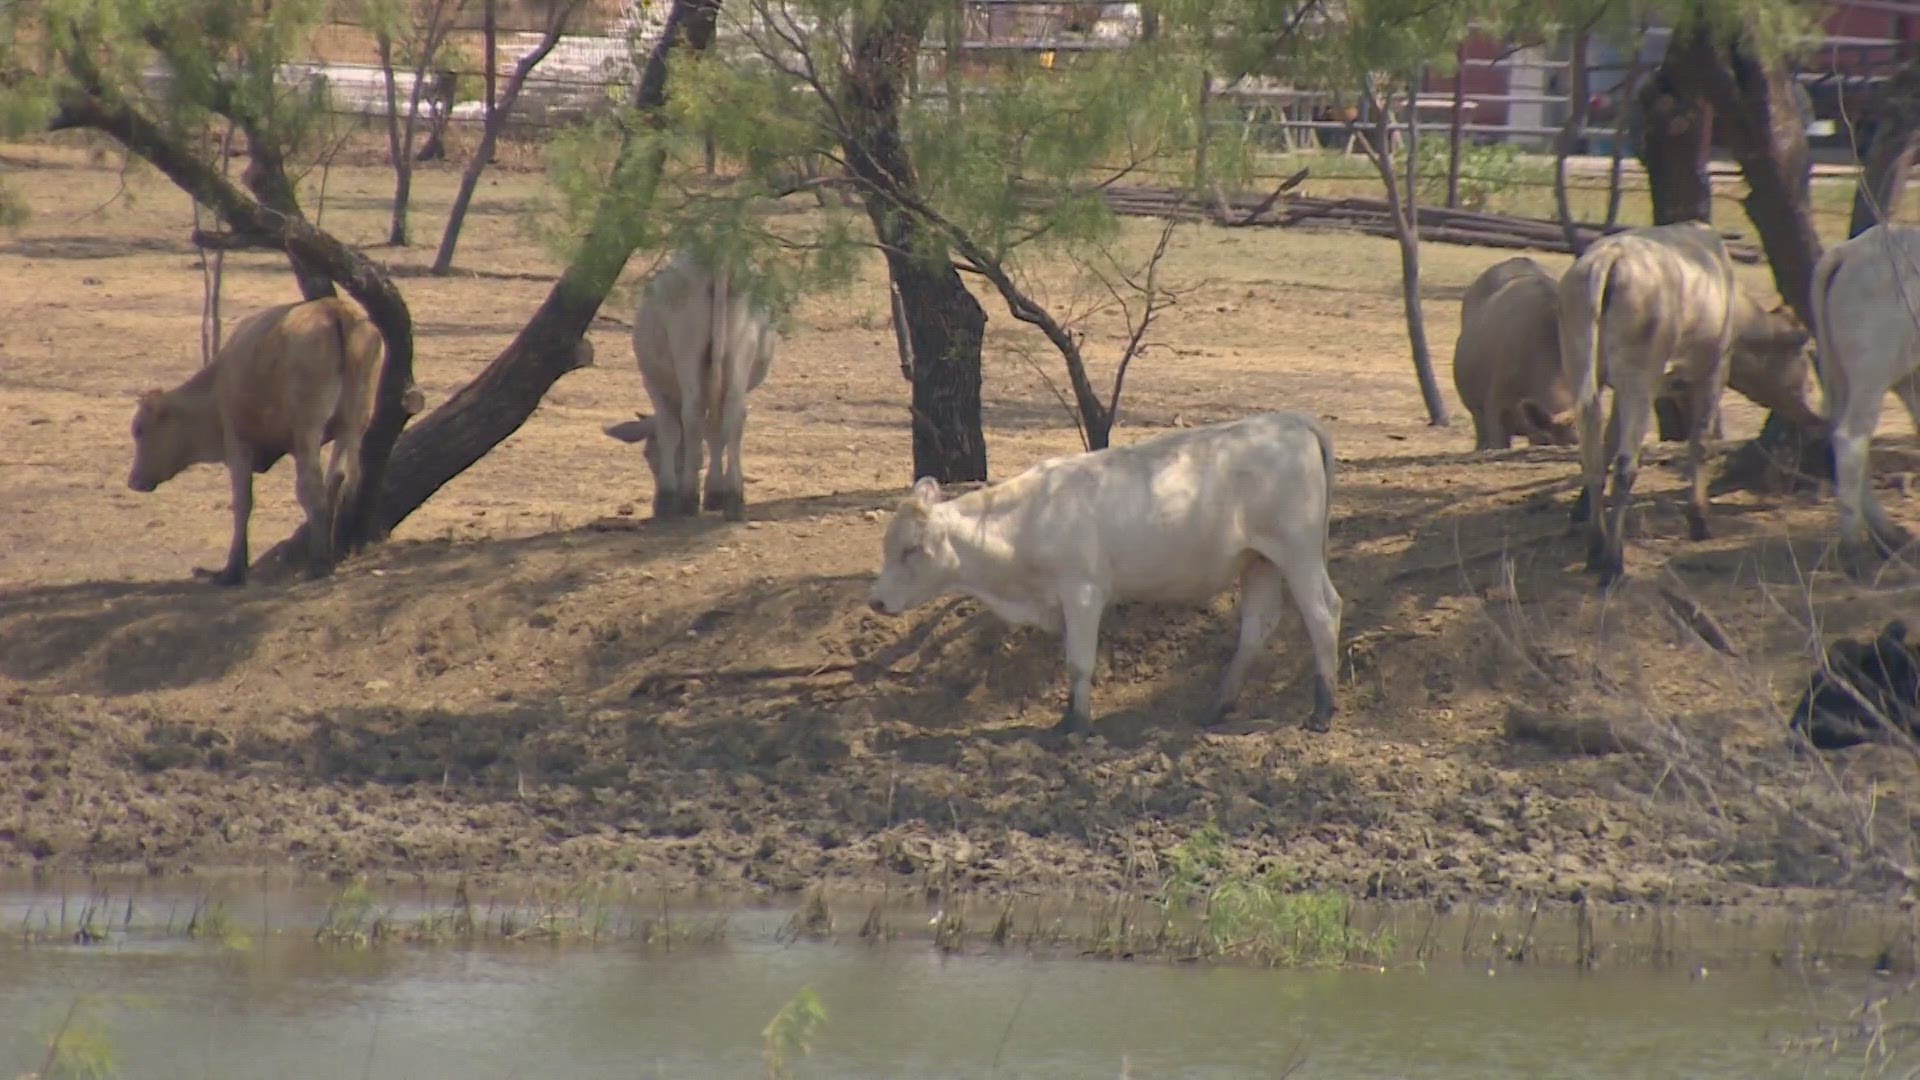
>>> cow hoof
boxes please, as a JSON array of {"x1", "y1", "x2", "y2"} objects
[
  {"x1": 1043, "y1": 708, "x2": 1091, "y2": 746},
  {"x1": 1303, "y1": 709, "x2": 1335, "y2": 734},
  {"x1": 1687, "y1": 516, "x2": 1712, "y2": 543},
  {"x1": 653, "y1": 493, "x2": 694, "y2": 520},
  {"x1": 205, "y1": 567, "x2": 247, "y2": 588},
  {"x1": 706, "y1": 491, "x2": 747, "y2": 521}
]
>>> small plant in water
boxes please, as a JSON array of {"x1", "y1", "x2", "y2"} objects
[
  {"x1": 1159, "y1": 823, "x2": 1392, "y2": 966},
  {"x1": 29, "y1": 996, "x2": 120, "y2": 1079},
  {"x1": 762, "y1": 985, "x2": 827, "y2": 1079}
]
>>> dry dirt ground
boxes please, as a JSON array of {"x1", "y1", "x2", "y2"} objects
[{"x1": 3, "y1": 143, "x2": 1919, "y2": 907}]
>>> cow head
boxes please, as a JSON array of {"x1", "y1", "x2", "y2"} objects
[
  {"x1": 127, "y1": 388, "x2": 195, "y2": 493},
  {"x1": 1726, "y1": 295, "x2": 1819, "y2": 425},
  {"x1": 1790, "y1": 619, "x2": 1920, "y2": 750},
  {"x1": 868, "y1": 477, "x2": 954, "y2": 616},
  {"x1": 1515, "y1": 400, "x2": 1578, "y2": 447},
  {"x1": 603, "y1": 413, "x2": 664, "y2": 484}
]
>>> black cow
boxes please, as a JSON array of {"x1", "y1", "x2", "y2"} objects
[{"x1": 1789, "y1": 619, "x2": 1920, "y2": 749}]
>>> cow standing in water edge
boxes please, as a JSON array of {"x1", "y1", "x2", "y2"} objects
[
  {"x1": 867, "y1": 412, "x2": 1343, "y2": 739},
  {"x1": 126, "y1": 296, "x2": 424, "y2": 587}
]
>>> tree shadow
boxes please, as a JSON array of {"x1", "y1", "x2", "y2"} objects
[{"x1": 2, "y1": 235, "x2": 196, "y2": 260}]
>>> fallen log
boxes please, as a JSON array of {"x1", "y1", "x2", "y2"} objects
[{"x1": 1078, "y1": 183, "x2": 1766, "y2": 263}]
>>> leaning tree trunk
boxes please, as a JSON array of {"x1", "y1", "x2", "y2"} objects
[
  {"x1": 236, "y1": 124, "x2": 336, "y2": 301},
  {"x1": 355, "y1": 0, "x2": 722, "y2": 534},
  {"x1": 49, "y1": 85, "x2": 416, "y2": 551},
  {"x1": 1361, "y1": 81, "x2": 1448, "y2": 427},
  {"x1": 843, "y1": 2, "x2": 989, "y2": 483},
  {"x1": 1666, "y1": 23, "x2": 1832, "y2": 491},
  {"x1": 1851, "y1": 64, "x2": 1920, "y2": 237}
]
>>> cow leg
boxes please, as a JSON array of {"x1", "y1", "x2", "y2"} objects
[
  {"x1": 1591, "y1": 391, "x2": 1649, "y2": 584},
  {"x1": 702, "y1": 394, "x2": 748, "y2": 521},
  {"x1": 1569, "y1": 397, "x2": 1618, "y2": 529},
  {"x1": 1833, "y1": 380, "x2": 1899, "y2": 560},
  {"x1": 676, "y1": 380, "x2": 707, "y2": 518},
  {"x1": 650, "y1": 411, "x2": 692, "y2": 519},
  {"x1": 1265, "y1": 532, "x2": 1343, "y2": 732},
  {"x1": 1468, "y1": 407, "x2": 1497, "y2": 451},
  {"x1": 210, "y1": 445, "x2": 255, "y2": 588},
  {"x1": 1680, "y1": 358, "x2": 1724, "y2": 543},
  {"x1": 324, "y1": 428, "x2": 365, "y2": 562},
  {"x1": 1048, "y1": 584, "x2": 1106, "y2": 738},
  {"x1": 1207, "y1": 556, "x2": 1285, "y2": 727},
  {"x1": 291, "y1": 436, "x2": 333, "y2": 577}
]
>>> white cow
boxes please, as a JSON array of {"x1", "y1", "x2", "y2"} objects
[
  {"x1": 604, "y1": 250, "x2": 778, "y2": 521},
  {"x1": 1811, "y1": 222, "x2": 1920, "y2": 559},
  {"x1": 866, "y1": 412, "x2": 1344, "y2": 737},
  {"x1": 1558, "y1": 220, "x2": 1736, "y2": 583}
]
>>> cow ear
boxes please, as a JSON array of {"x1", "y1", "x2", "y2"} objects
[
  {"x1": 1517, "y1": 399, "x2": 1551, "y2": 431},
  {"x1": 910, "y1": 476, "x2": 941, "y2": 507},
  {"x1": 604, "y1": 416, "x2": 655, "y2": 444}
]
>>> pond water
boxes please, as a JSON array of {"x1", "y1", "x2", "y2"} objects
[{"x1": 0, "y1": 878, "x2": 1905, "y2": 1079}]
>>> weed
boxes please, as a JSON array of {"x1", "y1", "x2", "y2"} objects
[
  {"x1": 762, "y1": 985, "x2": 827, "y2": 1080},
  {"x1": 1158, "y1": 824, "x2": 1393, "y2": 967}
]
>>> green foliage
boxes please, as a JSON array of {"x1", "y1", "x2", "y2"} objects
[
  {"x1": 1160, "y1": 824, "x2": 1393, "y2": 967},
  {"x1": 762, "y1": 985, "x2": 827, "y2": 1079},
  {"x1": 0, "y1": 0, "x2": 339, "y2": 194},
  {"x1": 1414, "y1": 138, "x2": 1547, "y2": 210},
  {"x1": 539, "y1": 1, "x2": 1230, "y2": 323}
]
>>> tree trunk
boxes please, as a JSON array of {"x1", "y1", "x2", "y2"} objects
[
  {"x1": 1446, "y1": 46, "x2": 1466, "y2": 209},
  {"x1": 1554, "y1": 31, "x2": 1592, "y2": 255},
  {"x1": 484, "y1": 0, "x2": 498, "y2": 160},
  {"x1": 843, "y1": 2, "x2": 989, "y2": 483},
  {"x1": 1604, "y1": 21, "x2": 1646, "y2": 230},
  {"x1": 433, "y1": 8, "x2": 573, "y2": 274},
  {"x1": 1367, "y1": 83, "x2": 1448, "y2": 427},
  {"x1": 361, "y1": 0, "x2": 720, "y2": 534},
  {"x1": 237, "y1": 127, "x2": 335, "y2": 300},
  {"x1": 374, "y1": 31, "x2": 412, "y2": 246},
  {"x1": 1632, "y1": 52, "x2": 1715, "y2": 225},
  {"x1": 1680, "y1": 29, "x2": 1820, "y2": 325},
  {"x1": 1667, "y1": 22, "x2": 1831, "y2": 492},
  {"x1": 1851, "y1": 65, "x2": 1920, "y2": 236}
]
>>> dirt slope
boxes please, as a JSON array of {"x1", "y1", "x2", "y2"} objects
[{"x1": 2, "y1": 147, "x2": 1917, "y2": 904}]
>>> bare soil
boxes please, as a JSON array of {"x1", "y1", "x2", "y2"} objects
[{"x1": 3, "y1": 143, "x2": 1918, "y2": 906}]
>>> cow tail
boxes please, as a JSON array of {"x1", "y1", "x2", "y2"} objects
[
  {"x1": 1311, "y1": 416, "x2": 1336, "y2": 560},
  {"x1": 1808, "y1": 244, "x2": 1847, "y2": 426},
  {"x1": 1563, "y1": 246, "x2": 1616, "y2": 422},
  {"x1": 704, "y1": 265, "x2": 730, "y2": 421}
]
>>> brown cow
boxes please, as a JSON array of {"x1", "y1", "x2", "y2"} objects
[
  {"x1": 1452, "y1": 256, "x2": 1578, "y2": 450},
  {"x1": 127, "y1": 296, "x2": 423, "y2": 586}
]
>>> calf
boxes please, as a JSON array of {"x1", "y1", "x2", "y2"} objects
[
  {"x1": 1790, "y1": 620, "x2": 1920, "y2": 749},
  {"x1": 1452, "y1": 256, "x2": 1578, "y2": 449},
  {"x1": 1558, "y1": 220, "x2": 1736, "y2": 583},
  {"x1": 127, "y1": 296, "x2": 420, "y2": 587},
  {"x1": 1810, "y1": 223, "x2": 1920, "y2": 558},
  {"x1": 604, "y1": 250, "x2": 778, "y2": 521},
  {"x1": 866, "y1": 413, "x2": 1343, "y2": 737}
]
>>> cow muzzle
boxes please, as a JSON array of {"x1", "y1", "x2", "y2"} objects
[
  {"x1": 868, "y1": 597, "x2": 891, "y2": 616},
  {"x1": 128, "y1": 474, "x2": 156, "y2": 493}
]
